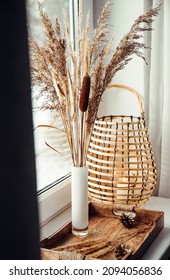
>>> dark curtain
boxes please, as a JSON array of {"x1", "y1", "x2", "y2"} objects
[{"x1": 0, "y1": 1, "x2": 40, "y2": 259}]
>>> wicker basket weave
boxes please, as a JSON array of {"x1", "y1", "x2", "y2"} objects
[{"x1": 87, "y1": 84, "x2": 157, "y2": 208}]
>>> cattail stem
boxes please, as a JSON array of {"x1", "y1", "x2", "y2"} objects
[
  {"x1": 80, "y1": 112, "x2": 84, "y2": 166},
  {"x1": 79, "y1": 74, "x2": 91, "y2": 166},
  {"x1": 79, "y1": 74, "x2": 91, "y2": 112}
]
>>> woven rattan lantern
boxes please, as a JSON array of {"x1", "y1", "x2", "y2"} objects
[{"x1": 87, "y1": 84, "x2": 157, "y2": 208}]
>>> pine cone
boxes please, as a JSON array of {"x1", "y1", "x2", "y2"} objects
[
  {"x1": 120, "y1": 213, "x2": 135, "y2": 228},
  {"x1": 115, "y1": 244, "x2": 131, "y2": 260}
]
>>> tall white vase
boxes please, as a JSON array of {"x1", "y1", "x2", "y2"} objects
[{"x1": 71, "y1": 166, "x2": 89, "y2": 237}]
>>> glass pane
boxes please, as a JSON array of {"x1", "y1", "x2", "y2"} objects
[{"x1": 26, "y1": 0, "x2": 71, "y2": 191}]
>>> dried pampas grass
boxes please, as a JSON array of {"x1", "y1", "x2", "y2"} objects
[{"x1": 29, "y1": 0, "x2": 162, "y2": 167}]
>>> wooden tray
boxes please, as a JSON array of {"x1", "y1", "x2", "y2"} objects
[{"x1": 41, "y1": 203, "x2": 164, "y2": 260}]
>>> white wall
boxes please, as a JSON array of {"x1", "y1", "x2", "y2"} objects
[{"x1": 93, "y1": 0, "x2": 145, "y2": 117}]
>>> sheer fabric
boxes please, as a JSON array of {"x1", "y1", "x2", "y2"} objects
[{"x1": 144, "y1": 0, "x2": 170, "y2": 198}]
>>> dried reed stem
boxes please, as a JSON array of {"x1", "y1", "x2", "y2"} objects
[{"x1": 53, "y1": 222, "x2": 154, "y2": 259}]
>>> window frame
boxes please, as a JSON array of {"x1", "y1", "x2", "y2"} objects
[
  {"x1": 38, "y1": 175, "x2": 71, "y2": 240},
  {"x1": 37, "y1": 0, "x2": 93, "y2": 240}
]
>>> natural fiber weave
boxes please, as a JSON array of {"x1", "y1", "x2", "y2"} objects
[{"x1": 87, "y1": 84, "x2": 157, "y2": 207}]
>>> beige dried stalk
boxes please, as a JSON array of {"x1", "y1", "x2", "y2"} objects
[
  {"x1": 29, "y1": 0, "x2": 162, "y2": 167},
  {"x1": 53, "y1": 222, "x2": 153, "y2": 259}
]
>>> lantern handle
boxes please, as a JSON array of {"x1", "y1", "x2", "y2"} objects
[{"x1": 107, "y1": 84, "x2": 144, "y2": 115}]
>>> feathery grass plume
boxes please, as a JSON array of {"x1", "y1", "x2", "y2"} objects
[
  {"x1": 29, "y1": 1, "x2": 162, "y2": 167},
  {"x1": 86, "y1": 2, "x2": 163, "y2": 136},
  {"x1": 103, "y1": 3, "x2": 163, "y2": 87}
]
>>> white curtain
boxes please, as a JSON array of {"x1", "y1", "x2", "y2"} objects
[
  {"x1": 94, "y1": 0, "x2": 169, "y2": 197},
  {"x1": 144, "y1": 0, "x2": 170, "y2": 198}
]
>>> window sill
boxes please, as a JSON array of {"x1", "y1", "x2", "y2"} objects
[
  {"x1": 40, "y1": 194, "x2": 170, "y2": 259},
  {"x1": 141, "y1": 196, "x2": 170, "y2": 260},
  {"x1": 40, "y1": 206, "x2": 71, "y2": 240},
  {"x1": 38, "y1": 176, "x2": 71, "y2": 240}
]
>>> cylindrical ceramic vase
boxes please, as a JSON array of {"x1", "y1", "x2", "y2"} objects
[{"x1": 71, "y1": 166, "x2": 89, "y2": 237}]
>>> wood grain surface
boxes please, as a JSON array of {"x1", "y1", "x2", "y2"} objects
[{"x1": 41, "y1": 203, "x2": 164, "y2": 260}]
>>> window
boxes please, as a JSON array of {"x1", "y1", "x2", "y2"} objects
[
  {"x1": 26, "y1": 0, "x2": 74, "y2": 238},
  {"x1": 26, "y1": 0, "x2": 71, "y2": 193},
  {"x1": 26, "y1": 0, "x2": 93, "y2": 239}
]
